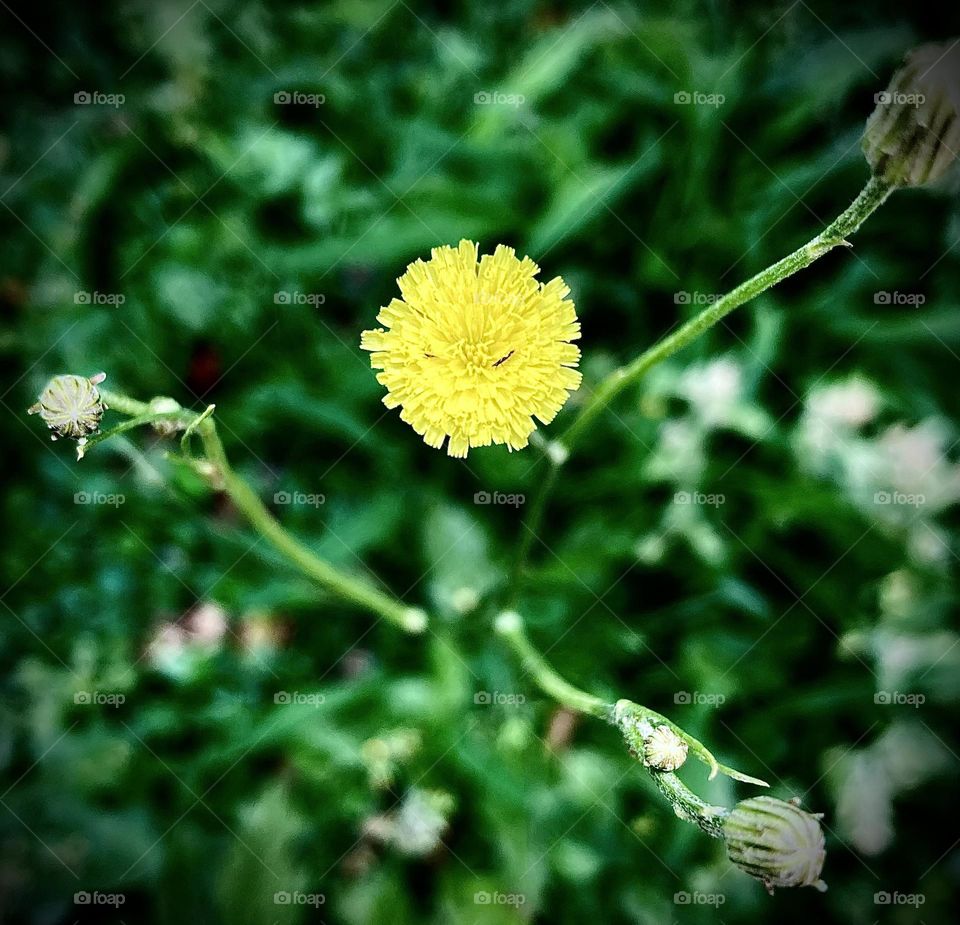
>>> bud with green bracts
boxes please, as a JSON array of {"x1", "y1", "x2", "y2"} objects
[
  {"x1": 723, "y1": 796, "x2": 827, "y2": 893},
  {"x1": 29, "y1": 372, "x2": 107, "y2": 441},
  {"x1": 863, "y1": 41, "x2": 960, "y2": 188}
]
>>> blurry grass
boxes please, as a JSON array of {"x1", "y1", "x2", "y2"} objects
[{"x1": 1, "y1": 2, "x2": 958, "y2": 924}]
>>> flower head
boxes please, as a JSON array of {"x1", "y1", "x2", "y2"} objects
[
  {"x1": 361, "y1": 240, "x2": 581, "y2": 457},
  {"x1": 723, "y1": 796, "x2": 827, "y2": 893},
  {"x1": 28, "y1": 372, "x2": 107, "y2": 442},
  {"x1": 863, "y1": 40, "x2": 960, "y2": 187}
]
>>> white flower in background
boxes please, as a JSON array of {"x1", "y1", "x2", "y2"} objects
[
  {"x1": 879, "y1": 631, "x2": 958, "y2": 691},
  {"x1": 806, "y1": 378, "x2": 880, "y2": 430},
  {"x1": 185, "y1": 601, "x2": 229, "y2": 646},
  {"x1": 796, "y1": 379, "x2": 959, "y2": 562},
  {"x1": 645, "y1": 418, "x2": 704, "y2": 483},
  {"x1": 146, "y1": 602, "x2": 230, "y2": 678},
  {"x1": 829, "y1": 722, "x2": 950, "y2": 855},
  {"x1": 635, "y1": 499, "x2": 726, "y2": 568},
  {"x1": 877, "y1": 569, "x2": 918, "y2": 619},
  {"x1": 146, "y1": 623, "x2": 187, "y2": 669},
  {"x1": 906, "y1": 522, "x2": 950, "y2": 568},
  {"x1": 796, "y1": 377, "x2": 881, "y2": 466},
  {"x1": 876, "y1": 420, "x2": 960, "y2": 512},
  {"x1": 639, "y1": 355, "x2": 770, "y2": 568},
  {"x1": 833, "y1": 749, "x2": 894, "y2": 855},
  {"x1": 679, "y1": 356, "x2": 743, "y2": 426},
  {"x1": 842, "y1": 621, "x2": 960, "y2": 699},
  {"x1": 363, "y1": 788, "x2": 454, "y2": 857}
]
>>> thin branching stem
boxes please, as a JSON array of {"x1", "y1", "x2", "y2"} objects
[
  {"x1": 97, "y1": 390, "x2": 426, "y2": 634},
  {"x1": 509, "y1": 176, "x2": 894, "y2": 599}
]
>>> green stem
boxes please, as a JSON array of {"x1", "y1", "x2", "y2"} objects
[
  {"x1": 508, "y1": 175, "x2": 894, "y2": 598},
  {"x1": 494, "y1": 611, "x2": 761, "y2": 835},
  {"x1": 97, "y1": 391, "x2": 427, "y2": 634},
  {"x1": 79, "y1": 410, "x2": 185, "y2": 457},
  {"x1": 494, "y1": 611, "x2": 611, "y2": 719},
  {"x1": 101, "y1": 390, "x2": 153, "y2": 417},
  {"x1": 507, "y1": 463, "x2": 560, "y2": 601},
  {"x1": 649, "y1": 771, "x2": 730, "y2": 839}
]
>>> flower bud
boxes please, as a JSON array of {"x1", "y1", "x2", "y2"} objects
[
  {"x1": 723, "y1": 796, "x2": 827, "y2": 893},
  {"x1": 28, "y1": 372, "x2": 107, "y2": 441},
  {"x1": 863, "y1": 41, "x2": 960, "y2": 187}
]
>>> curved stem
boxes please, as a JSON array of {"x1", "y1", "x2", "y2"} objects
[
  {"x1": 97, "y1": 390, "x2": 427, "y2": 633},
  {"x1": 507, "y1": 463, "x2": 560, "y2": 602},
  {"x1": 508, "y1": 175, "x2": 894, "y2": 597},
  {"x1": 494, "y1": 611, "x2": 611, "y2": 719},
  {"x1": 649, "y1": 771, "x2": 730, "y2": 839},
  {"x1": 494, "y1": 611, "x2": 762, "y2": 834}
]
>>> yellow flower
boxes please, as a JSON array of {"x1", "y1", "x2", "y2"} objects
[{"x1": 361, "y1": 240, "x2": 581, "y2": 458}]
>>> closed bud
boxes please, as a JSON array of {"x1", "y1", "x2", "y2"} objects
[
  {"x1": 723, "y1": 796, "x2": 827, "y2": 893},
  {"x1": 863, "y1": 41, "x2": 960, "y2": 187},
  {"x1": 29, "y1": 372, "x2": 107, "y2": 441}
]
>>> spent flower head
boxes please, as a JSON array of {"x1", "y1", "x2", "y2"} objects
[
  {"x1": 642, "y1": 724, "x2": 689, "y2": 772},
  {"x1": 723, "y1": 796, "x2": 827, "y2": 893},
  {"x1": 863, "y1": 40, "x2": 960, "y2": 187},
  {"x1": 361, "y1": 240, "x2": 581, "y2": 457},
  {"x1": 28, "y1": 372, "x2": 107, "y2": 443}
]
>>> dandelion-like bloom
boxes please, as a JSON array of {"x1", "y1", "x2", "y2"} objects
[{"x1": 360, "y1": 240, "x2": 581, "y2": 457}]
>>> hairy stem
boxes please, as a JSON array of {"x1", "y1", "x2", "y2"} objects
[
  {"x1": 495, "y1": 611, "x2": 760, "y2": 834},
  {"x1": 509, "y1": 175, "x2": 894, "y2": 597},
  {"x1": 649, "y1": 771, "x2": 730, "y2": 839}
]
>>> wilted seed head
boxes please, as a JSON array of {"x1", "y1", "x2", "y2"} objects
[
  {"x1": 863, "y1": 41, "x2": 960, "y2": 187},
  {"x1": 723, "y1": 796, "x2": 827, "y2": 893},
  {"x1": 29, "y1": 372, "x2": 107, "y2": 441}
]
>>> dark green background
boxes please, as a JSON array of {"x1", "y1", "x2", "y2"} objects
[{"x1": 2, "y1": 2, "x2": 958, "y2": 922}]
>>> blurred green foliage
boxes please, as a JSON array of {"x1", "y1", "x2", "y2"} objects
[{"x1": 1, "y1": 2, "x2": 958, "y2": 923}]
